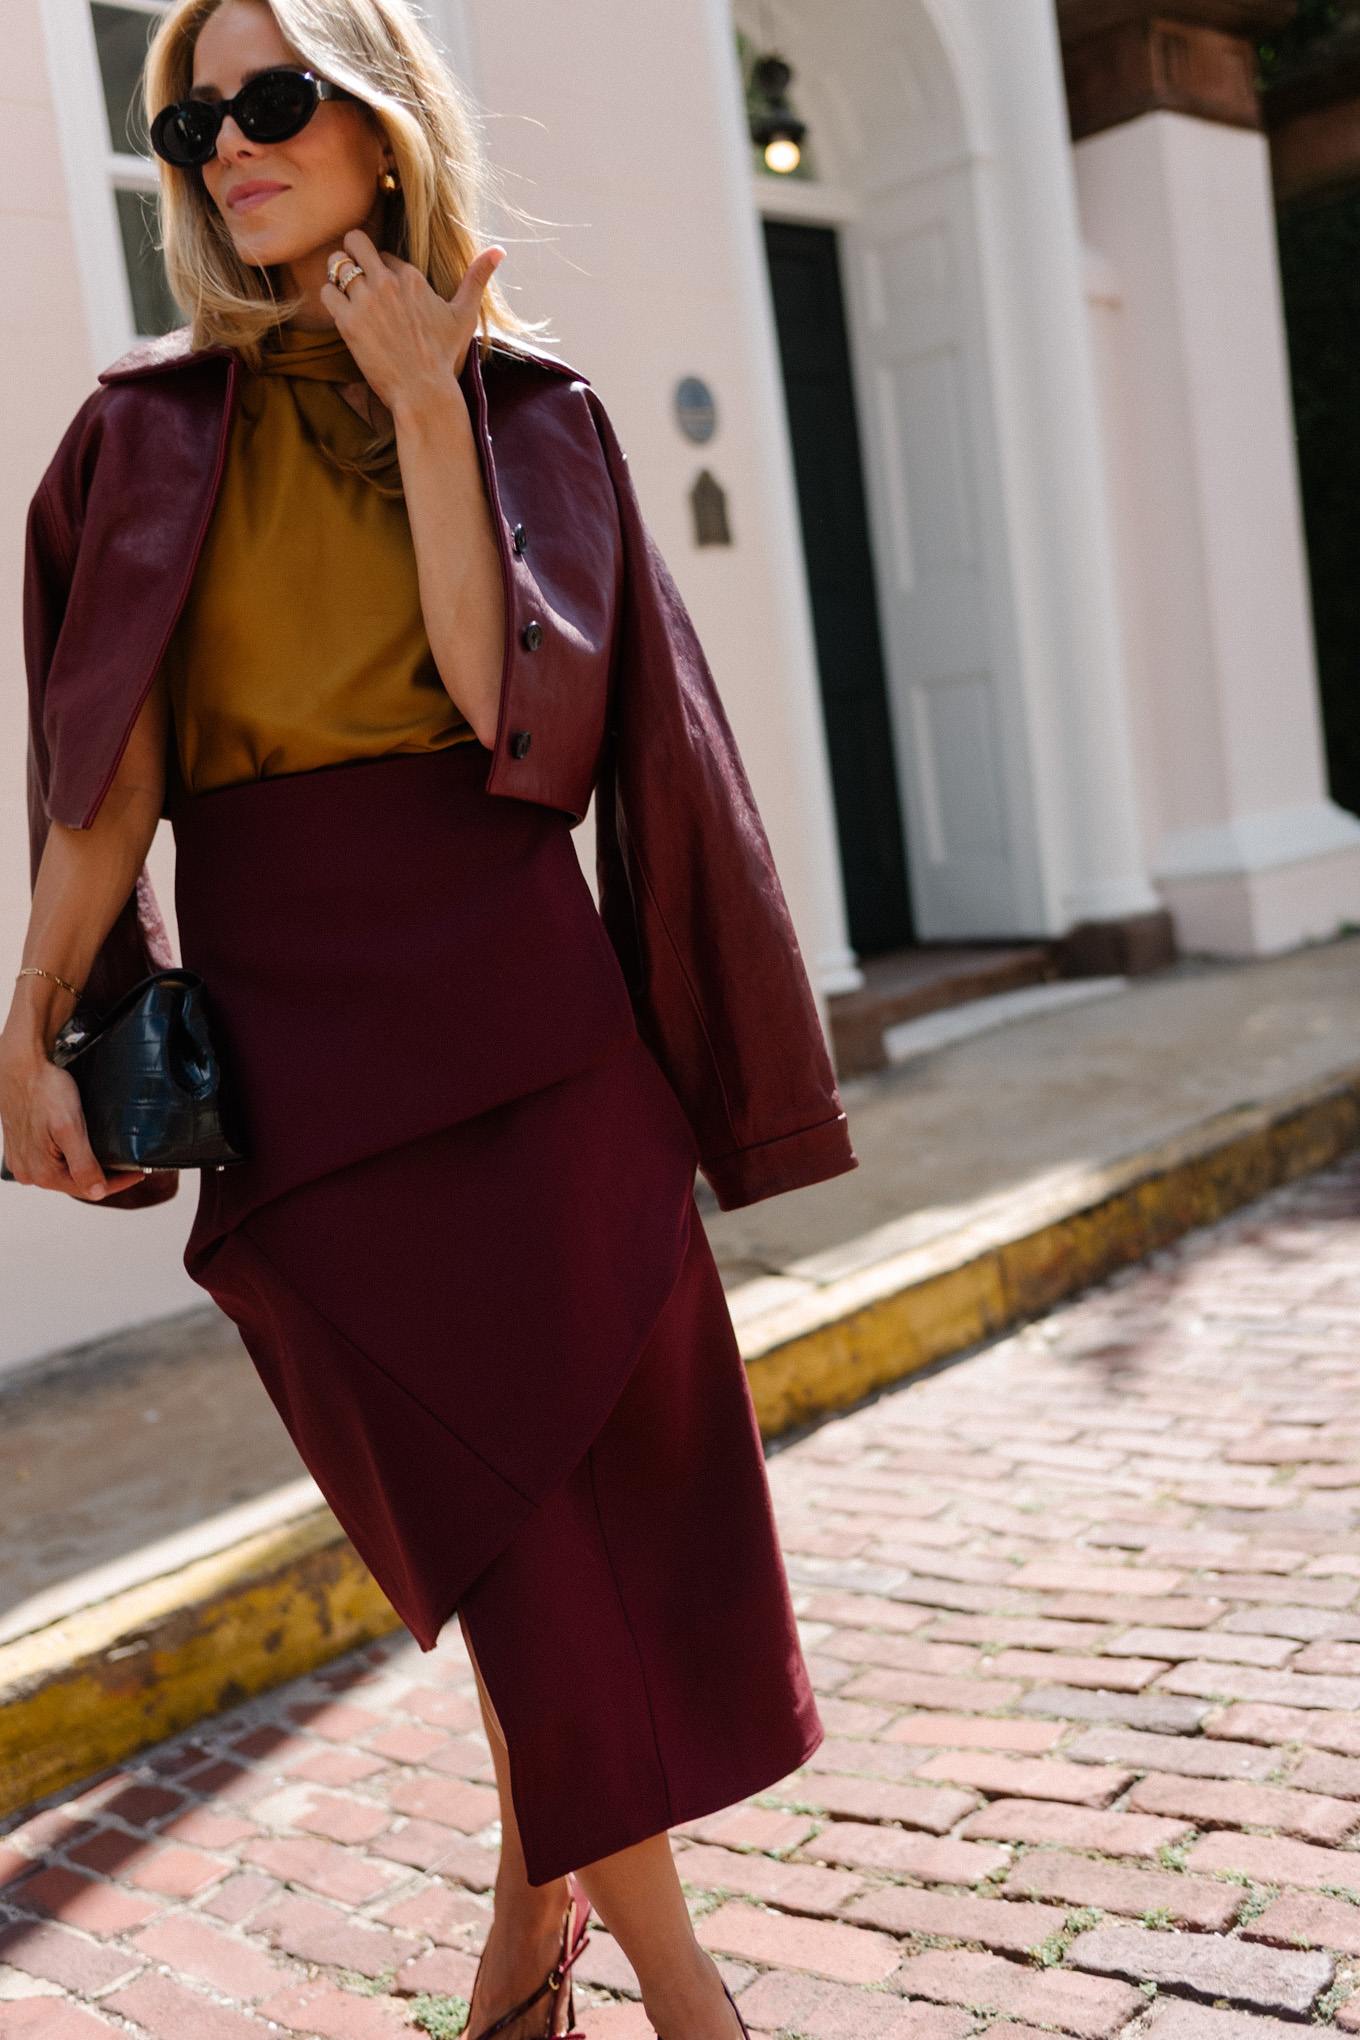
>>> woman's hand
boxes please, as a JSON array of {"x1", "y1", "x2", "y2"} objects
[
  {"x1": 318, "y1": 235, "x2": 509, "y2": 748},
  {"x1": 320, "y1": 232, "x2": 506, "y2": 425},
  {"x1": 0, "y1": 1029, "x2": 142, "y2": 1201},
  {"x1": 0, "y1": 680, "x2": 166, "y2": 1202}
]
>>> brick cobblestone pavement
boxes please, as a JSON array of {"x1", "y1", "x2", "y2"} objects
[{"x1": 6, "y1": 1152, "x2": 1360, "y2": 2040}]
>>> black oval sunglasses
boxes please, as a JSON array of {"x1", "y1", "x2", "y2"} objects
[{"x1": 151, "y1": 67, "x2": 347, "y2": 168}]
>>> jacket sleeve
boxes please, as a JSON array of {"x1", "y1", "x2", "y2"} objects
[
  {"x1": 587, "y1": 393, "x2": 856, "y2": 1212},
  {"x1": 21, "y1": 398, "x2": 178, "y2": 1212}
]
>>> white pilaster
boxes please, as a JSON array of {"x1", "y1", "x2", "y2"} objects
[
  {"x1": 966, "y1": 0, "x2": 1161, "y2": 931},
  {"x1": 1074, "y1": 110, "x2": 1360, "y2": 954}
]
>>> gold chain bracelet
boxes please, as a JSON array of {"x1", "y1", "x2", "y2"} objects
[{"x1": 16, "y1": 966, "x2": 83, "y2": 1001}]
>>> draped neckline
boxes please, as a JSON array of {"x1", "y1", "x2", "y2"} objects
[{"x1": 264, "y1": 327, "x2": 364, "y2": 385}]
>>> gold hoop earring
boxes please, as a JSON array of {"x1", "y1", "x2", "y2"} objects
[{"x1": 379, "y1": 170, "x2": 399, "y2": 192}]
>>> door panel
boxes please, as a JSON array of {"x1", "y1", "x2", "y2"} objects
[
  {"x1": 885, "y1": 349, "x2": 979, "y2": 573},
  {"x1": 764, "y1": 221, "x2": 914, "y2": 957},
  {"x1": 845, "y1": 177, "x2": 1030, "y2": 936},
  {"x1": 911, "y1": 674, "x2": 1009, "y2": 864}
]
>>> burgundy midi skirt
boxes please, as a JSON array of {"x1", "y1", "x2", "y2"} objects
[{"x1": 172, "y1": 745, "x2": 820, "y2": 1882}]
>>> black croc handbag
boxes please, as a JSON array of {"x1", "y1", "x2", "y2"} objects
[{"x1": 3, "y1": 970, "x2": 247, "y2": 1177}]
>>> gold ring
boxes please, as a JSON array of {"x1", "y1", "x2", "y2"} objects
[
  {"x1": 326, "y1": 254, "x2": 349, "y2": 287},
  {"x1": 337, "y1": 262, "x2": 364, "y2": 295}
]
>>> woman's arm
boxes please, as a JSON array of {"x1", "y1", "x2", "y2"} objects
[
  {"x1": 321, "y1": 236, "x2": 507, "y2": 748},
  {"x1": 0, "y1": 679, "x2": 168, "y2": 1200},
  {"x1": 392, "y1": 386, "x2": 505, "y2": 748}
]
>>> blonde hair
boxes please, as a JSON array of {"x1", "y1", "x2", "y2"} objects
[{"x1": 144, "y1": 0, "x2": 523, "y2": 466}]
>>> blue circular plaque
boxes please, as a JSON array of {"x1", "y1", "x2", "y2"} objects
[{"x1": 675, "y1": 377, "x2": 718, "y2": 446}]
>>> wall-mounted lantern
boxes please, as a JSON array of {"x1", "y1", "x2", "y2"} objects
[{"x1": 748, "y1": 54, "x2": 807, "y2": 176}]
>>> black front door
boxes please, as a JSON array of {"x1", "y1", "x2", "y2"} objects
[{"x1": 764, "y1": 220, "x2": 913, "y2": 956}]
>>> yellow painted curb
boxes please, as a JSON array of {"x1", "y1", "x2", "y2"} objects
[
  {"x1": 741, "y1": 1062, "x2": 1360, "y2": 1436},
  {"x1": 0, "y1": 1506, "x2": 400, "y2": 1819},
  {"x1": 4, "y1": 1061, "x2": 1358, "y2": 1820}
]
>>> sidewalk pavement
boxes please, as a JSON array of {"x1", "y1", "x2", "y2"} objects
[
  {"x1": 4, "y1": 1149, "x2": 1360, "y2": 2039},
  {"x1": 5, "y1": 938, "x2": 1360, "y2": 1626},
  {"x1": 704, "y1": 935, "x2": 1360, "y2": 1283}
]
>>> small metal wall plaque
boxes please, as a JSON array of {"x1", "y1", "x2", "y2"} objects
[
  {"x1": 675, "y1": 377, "x2": 718, "y2": 446},
  {"x1": 691, "y1": 470, "x2": 732, "y2": 547}
]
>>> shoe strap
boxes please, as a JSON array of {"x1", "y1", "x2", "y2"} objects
[
  {"x1": 469, "y1": 1973, "x2": 556, "y2": 2040},
  {"x1": 549, "y1": 1888, "x2": 591, "y2": 1995},
  {"x1": 469, "y1": 1890, "x2": 591, "y2": 2040}
]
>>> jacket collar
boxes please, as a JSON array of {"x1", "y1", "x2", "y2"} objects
[{"x1": 100, "y1": 328, "x2": 227, "y2": 384}]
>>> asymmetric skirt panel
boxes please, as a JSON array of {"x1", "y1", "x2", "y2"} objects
[{"x1": 171, "y1": 745, "x2": 820, "y2": 1880}]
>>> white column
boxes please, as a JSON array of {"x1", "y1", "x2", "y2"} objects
[
  {"x1": 967, "y1": 0, "x2": 1162, "y2": 930},
  {"x1": 464, "y1": 0, "x2": 861, "y2": 997},
  {"x1": 1074, "y1": 111, "x2": 1360, "y2": 954}
]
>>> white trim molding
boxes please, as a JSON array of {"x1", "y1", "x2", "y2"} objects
[
  {"x1": 816, "y1": 945, "x2": 866, "y2": 998},
  {"x1": 37, "y1": 0, "x2": 170, "y2": 367},
  {"x1": 38, "y1": 0, "x2": 138, "y2": 367},
  {"x1": 701, "y1": 0, "x2": 863, "y2": 1002},
  {"x1": 1156, "y1": 802, "x2": 1360, "y2": 883},
  {"x1": 1064, "y1": 873, "x2": 1168, "y2": 921},
  {"x1": 754, "y1": 178, "x2": 862, "y2": 226}
]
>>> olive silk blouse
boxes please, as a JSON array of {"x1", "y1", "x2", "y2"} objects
[{"x1": 163, "y1": 327, "x2": 474, "y2": 795}]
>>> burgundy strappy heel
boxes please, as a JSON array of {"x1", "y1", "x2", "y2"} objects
[{"x1": 468, "y1": 1880, "x2": 591, "y2": 2040}]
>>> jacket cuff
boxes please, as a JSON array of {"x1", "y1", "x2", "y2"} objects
[
  {"x1": 702, "y1": 1117, "x2": 857, "y2": 1213},
  {"x1": 102, "y1": 1172, "x2": 180, "y2": 1211}
]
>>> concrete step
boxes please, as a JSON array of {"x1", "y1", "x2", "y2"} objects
[
  {"x1": 828, "y1": 943, "x2": 1059, "y2": 1077},
  {"x1": 829, "y1": 908, "x2": 1179, "y2": 1078}
]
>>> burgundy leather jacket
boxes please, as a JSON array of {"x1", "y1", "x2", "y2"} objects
[{"x1": 24, "y1": 331, "x2": 855, "y2": 1212}]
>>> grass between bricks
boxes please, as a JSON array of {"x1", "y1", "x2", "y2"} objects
[
  {"x1": 411, "y1": 1995, "x2": 470, "y2": 2038},
  {"x1": 337, "y1": 1968, "x2": 399, "y2": 1997},
  {"x1": 681, "y1": 1888, "x2": 728, "y2": 1922},
  {"x1": 1317, "y1": 1975, "x2": 1359, "y2": 2023},
  {"x1": 686, "y1": 1885, "x2": 1145, "y2": 1979},
  {"x1": 1031, "y1": 1907, "x2": 1104, "y2": 1968},
  {"x1": 1230, "y1": 1886, "x2": 1279, "y2": 1929}
]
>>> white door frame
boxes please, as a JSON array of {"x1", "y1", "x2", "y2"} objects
[{"x1": 737, "y1": 0, "x2": 1157, "y2": 938}]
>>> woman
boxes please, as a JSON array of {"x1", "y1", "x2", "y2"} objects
[{"x1": 0, "y1": 1, "x2": 855, "y2": 2034}]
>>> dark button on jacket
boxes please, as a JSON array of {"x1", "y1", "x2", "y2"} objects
[{"x1": 23, "y1": 332, "x2": 855, "y2": 1216}]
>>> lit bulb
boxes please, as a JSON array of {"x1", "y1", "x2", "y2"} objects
[{"x1": 765, "y1": 137, "x2": 801, "y2": 175}]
